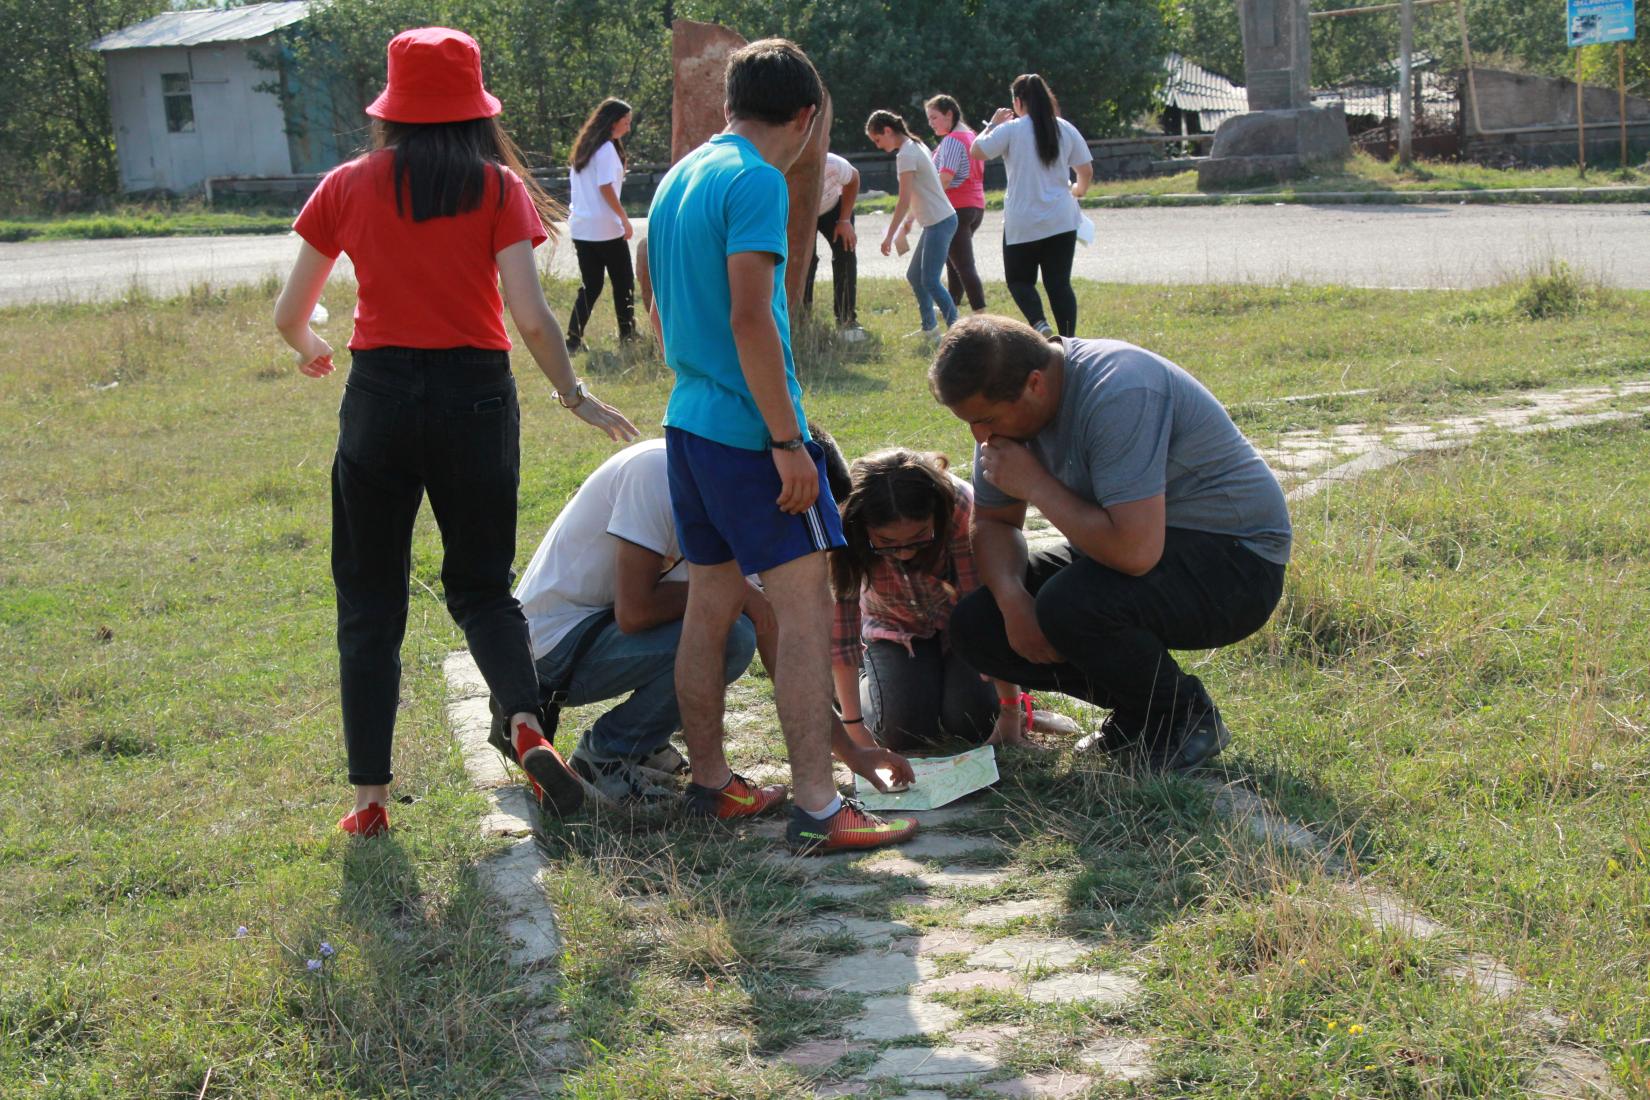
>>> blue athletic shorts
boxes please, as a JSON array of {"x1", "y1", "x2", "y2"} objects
[{"x1": 665, "y1": 427, "x2": 846, "y2": 575}]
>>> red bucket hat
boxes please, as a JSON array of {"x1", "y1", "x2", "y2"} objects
[{"x1": 366, "y1": 27, "x2": 502, "y2": 124}]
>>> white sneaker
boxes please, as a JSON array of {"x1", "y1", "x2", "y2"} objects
[
  {"x1": 906, "y1": 326, "x2": 942, "y2": 344},
  {"x1": 837, "y1": 325, "x2": 868, "y2": 345}
]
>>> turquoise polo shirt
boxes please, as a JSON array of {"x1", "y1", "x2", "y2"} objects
[{"x1": 647, "y1": 133, "x2": 809, "y2": 451}]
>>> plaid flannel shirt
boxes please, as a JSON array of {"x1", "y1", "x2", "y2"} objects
[{"x1": 832, "y1": 476, "x2": 980, "y2": 668}]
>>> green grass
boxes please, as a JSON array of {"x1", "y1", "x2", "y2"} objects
[
  {"x1": 1, "y1": 271, "x2": 1647, "y2": 1095},
  {"x1": 854, "y1": 151, "x2": 1650, "y2": 211},
  {"x1": 0, "y1": 209, "x2": 297, "y2": 243}
]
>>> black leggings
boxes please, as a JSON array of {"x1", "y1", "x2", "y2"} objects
[
  {"x1": 566, "y1": 237, "x2": 635, "y2": 347},
  {"x1": 859, "y1": 634, "x2": 996, "y2": 751},
  {"x1": 945, "y1": 205, "x2": 986, "y2": 312},
  {"x1": 1002, "y1": 229, "x2": 1077, "y2": 336}
]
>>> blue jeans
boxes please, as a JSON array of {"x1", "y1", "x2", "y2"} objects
[
  {"x1": 535, "y1": 611, "x2": 757, "y2": 763},
  {"x1": 907, "y1": 213, "x2": 958, "y2": 330}
]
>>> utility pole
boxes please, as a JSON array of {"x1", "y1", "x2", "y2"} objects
[{"x1": 1399, "y1": 0, "x2": 1415, "y2": 167}]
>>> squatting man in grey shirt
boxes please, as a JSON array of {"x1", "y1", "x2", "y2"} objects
[{"x1": 929, "y1": 314, "x2": 1293, "y2": 770}]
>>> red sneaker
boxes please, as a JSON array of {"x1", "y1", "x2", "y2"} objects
[
  {"x1": 785, "y1": 798, "x2": 918, "y2": 855},
  {"x1": 514, "y1": 722, "x2": 586, "y2": 817},
  {"x1": 338, "y1": 802, "x2": 389, "y2": 838},
  {"x1": 683, "y1": 772, "x2": 788, "y2": 819}
]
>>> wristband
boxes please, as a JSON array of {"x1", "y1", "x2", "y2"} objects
[
  {"x1": 842, "y1": 717, "x2": 864, "y2": 725},
  {"x1": 769, "y1": 435, "x2": 805, "y2": 452},
  {"x1": 998, "y1": 691, "x2": 1034, "y2": 733}
]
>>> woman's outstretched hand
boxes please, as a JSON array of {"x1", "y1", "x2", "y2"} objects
[{"x1": 845, "y1": 746, "x2": 916, "y2": 793}]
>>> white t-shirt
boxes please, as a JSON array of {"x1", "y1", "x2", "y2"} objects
[
  {"x1": 896, "y1": 138, "x2": 954, "y2": 228},
  {"x1": 514, "y1": 439, "x2": 684, "y2": 658},
  {"x1": 568, "y1": 141, "x2": 627, "y2": 242},
  {"x1": 818, "y1": 152, "x2": 855, "y2": 217},
  {"x1": 972, "y1": 115, "x2": 1092, "y2": 246}
]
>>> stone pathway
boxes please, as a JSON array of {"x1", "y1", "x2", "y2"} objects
[{"x1": 439, "y1": 376, "x2": 1646, "y2": 1098}]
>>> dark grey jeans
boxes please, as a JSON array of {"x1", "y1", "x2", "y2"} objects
[
  {"x1": 859, "y1": 633, "x2": 997, "y2": 751},
  {"x1": 332, "y1": 348, "x2": 542, "y2": 786}
]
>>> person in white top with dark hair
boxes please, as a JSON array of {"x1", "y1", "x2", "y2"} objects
[
  {"x1": 564, "y1": 98, "x2": 636, "y2": 352},
  {"x1": 865, "y1": 109, "x2": 958, "y2": 342},
  {"x1": 804, "y1": 151, "x2": 866, "y2": 342},
  {"x1": 971, "y1": 73, "x2": 1093, "y2": 338}
]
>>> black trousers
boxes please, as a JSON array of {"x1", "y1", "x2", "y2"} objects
[
  {"x1": 332, "y1": 349, "x2": 542, "y2": 785},
  {"x1": 566, "y1": 236, "x2": 635, "y2": 346},
  {"x1": 804, "y1": 198, "x2": 858, "y2": 326},
  {"x1": 945, "y1": 205, "x2": 987, "y2": 312},
  {"x1": 1002, "y1": 229, "x2": 1078, "y2": 336},
  {"x1": 859, "y1": 634, "x2": 997, "y2": 751},
  {"x1": 949, "y1": 530, "x2": 1285, "y2": 731}
]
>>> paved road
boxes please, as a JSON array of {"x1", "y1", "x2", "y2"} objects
[{"x1": 4, "y1": 203, "x2": 1648, "y2": 306}]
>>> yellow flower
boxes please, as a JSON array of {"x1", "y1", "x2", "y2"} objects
[
  {"x1": 1349, "y1": 1024, "x2": 1365, "y2": 1036},
  {"x1": 1606, "y1": 858, "x2": 1623, "y2": 877},
  {"x1": 1364, "y1": 1064, "x2": 1376, "y2": 1071},
  {"x1": 1326, "y1": 1020, "x2": 1339, "y2": 1030}
]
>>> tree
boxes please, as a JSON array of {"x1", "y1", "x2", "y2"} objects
[{"x1": 0, "y1": 0, "x2": 165, "y2": 208}]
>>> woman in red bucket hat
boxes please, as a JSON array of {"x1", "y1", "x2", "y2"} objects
[{"x1": 274, "y1": 27, "x2": 638, "y2": 838}]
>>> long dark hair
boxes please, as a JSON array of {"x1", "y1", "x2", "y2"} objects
[
  {"x1": 374, "y1": 117, "x2": 562, "y2": 229},
  {"x1": 830, "y1": 449, "x2": 956, "y2": 599},
  {"x1": 1011, "y1": 73, "x2": 1061, "y2": 166},
  {"x1": 571, "y1": 97, "x2": 631, "y2": 172},
  {"x1": 865, "y1": 109, "x2": 926, "y2": 150}
]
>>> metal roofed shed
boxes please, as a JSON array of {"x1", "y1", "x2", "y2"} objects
[
  {"x1": 88, "y1": 2, "x2": 361, "y2": 195},
  {"x1": 1159, "y1": 53, "x2": 1250, "y2": 133},
  {"x1": 89, "y1": 2, "x2": 311, "y2": 51}
]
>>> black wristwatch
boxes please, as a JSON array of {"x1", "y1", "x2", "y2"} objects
[{"x1": 769, "y1": 435, "x2": 806, "y2": 452}]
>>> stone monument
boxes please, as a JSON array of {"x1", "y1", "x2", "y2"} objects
[
  {"x1": 1197, "y1": 0, "x2": 1350, "y2": 188},
  {"x1": 637, "y1": 19, "x2": 830, "y2": 322}
]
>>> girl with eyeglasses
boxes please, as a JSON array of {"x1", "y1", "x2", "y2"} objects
[{"x1": 829, "y1": 449, "x2": 1044, "y2": 750}]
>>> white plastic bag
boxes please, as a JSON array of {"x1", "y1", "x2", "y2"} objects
[{"x1": 1075, "y1": 213, "x2": 1096, "y2": 247}]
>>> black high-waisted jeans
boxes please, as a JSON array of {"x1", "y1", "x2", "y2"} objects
[{"x1": 332, "y1": 348, "x2": 541, "y2": 785}]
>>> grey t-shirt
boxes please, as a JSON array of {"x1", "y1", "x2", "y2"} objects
[{"x1": 972, "y1": 338, "x2": 1292, "y2": 564}]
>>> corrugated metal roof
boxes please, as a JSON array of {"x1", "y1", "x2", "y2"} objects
[
  {"x1": 89, "y1": 2, "x2": 311, "y2": 51},
  {"x1": 1160, "y1": 53, "x2": 1249, "y2": 117}
]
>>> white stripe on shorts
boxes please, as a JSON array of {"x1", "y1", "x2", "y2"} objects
[{"x1": 803, "y1": 502, "x2": 827, "y2": 550}]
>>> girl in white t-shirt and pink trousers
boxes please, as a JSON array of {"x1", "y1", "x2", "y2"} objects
[{"x1": 565, "y1": 98, "x2": 636, "y2": 351}]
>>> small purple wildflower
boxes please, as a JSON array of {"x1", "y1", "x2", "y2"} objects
[
  {"x1": 235, "y1": 926, "x2": 249, "y2": 939},
  {"x1": 306, "y1": 959, "x2": 322, "y2": 972},
  {"x1": 319, "y1": 942, "x2": 335, "y2": 958}
]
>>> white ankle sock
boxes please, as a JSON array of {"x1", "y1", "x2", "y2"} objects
[{"x1": 803, "y1": 795, "x2": 843, "y2": 821}]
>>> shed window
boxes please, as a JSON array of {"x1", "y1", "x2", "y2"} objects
[{"x1": 162, "y1": 72, "x2": 194, "y2": 133}]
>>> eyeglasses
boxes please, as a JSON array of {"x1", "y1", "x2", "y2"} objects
[{"x1": 869, "y1": 532, "x2": 936, "y2": 556}]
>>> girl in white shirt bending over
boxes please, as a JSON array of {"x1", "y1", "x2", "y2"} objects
[
  {"x1": 972, "y1": 74, "x2": 1093, "y2": 338},
  {"x1": 865, "y1": 109, "x2": 958, "y2": 342},
  {"x1": 565, "y1": 98, "x2": 636, "y2": 352}
]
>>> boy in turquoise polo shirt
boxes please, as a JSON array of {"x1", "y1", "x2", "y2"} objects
[{"x1": 648, "y1": 38, "x2": 916, "y2": 855}]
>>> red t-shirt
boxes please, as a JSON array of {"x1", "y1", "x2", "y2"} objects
[{"x1": 294, "y1": 150, "x2": 548, "y2": 351}]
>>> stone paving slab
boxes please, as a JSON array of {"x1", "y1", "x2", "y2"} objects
[
  {"x1": 864, "y1": 1045, "x2": 1002, "y2": 1084},
  {"x1": 966, "y1": 935, "x2": 1091, "y2": 971},
  {"x1": 479, "y1": 784, "x2": 538, "y2": 838},
  {"x1": 1078, "y1": 1037, "x2": 1157, "y2": 1082},
  {"x1": 807, "y1": 883, "x2": 886, "y2": 902},
  {"x1": 915, "y1": 970, "x2": 1026, "y2": 996},
  {"x1": 1024, "y1": 971, "x2": 1143, "y2": 1009},
  {"x1": 886, "y1": 831, "x2": 1002, "y2": 862},
  {"x1": 983, "y1": 1072, "x2": 1096, "y2": 1098},
  {"x1": 864, "y1": 856, "x2": 1011, "y2": 891},
  {"x1": 815, "y1": 947, "x2": 931, "y2": 994},
  {"x1": 951, "y1": 1024, "x2": 1029, "y2": 1051},
  {"x1": 778, "y1": 1037, "x2": 869, "y2": 1071},
  {"x1": 803, "y1": 915, "x2": 919, "y2": 945},
  {"x1": 844, "y1": 995, "x2": 960, "y2": 1040},
  {"x1": 961, "y1": 898, "x2": 1059, "y2": 927}
]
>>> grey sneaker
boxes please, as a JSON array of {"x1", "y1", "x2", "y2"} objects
[
  {"x1": 637, "y1": 743, "x2": 689, "y2": 779},
  {"x1": 571, "y1": 747, "x2": 680, "y2": 805},
  {"x1": 1033, "y1": 320, "x2": 1055, "y2": 339}
]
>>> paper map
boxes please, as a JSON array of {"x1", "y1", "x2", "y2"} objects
[{"x1": 857, "y1": 745, "x2": 999, "y2": 811}]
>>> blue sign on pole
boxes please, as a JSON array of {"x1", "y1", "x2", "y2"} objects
[{"x1": 1568, "y1": 0, "x2": 1636, "y2": 47}]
